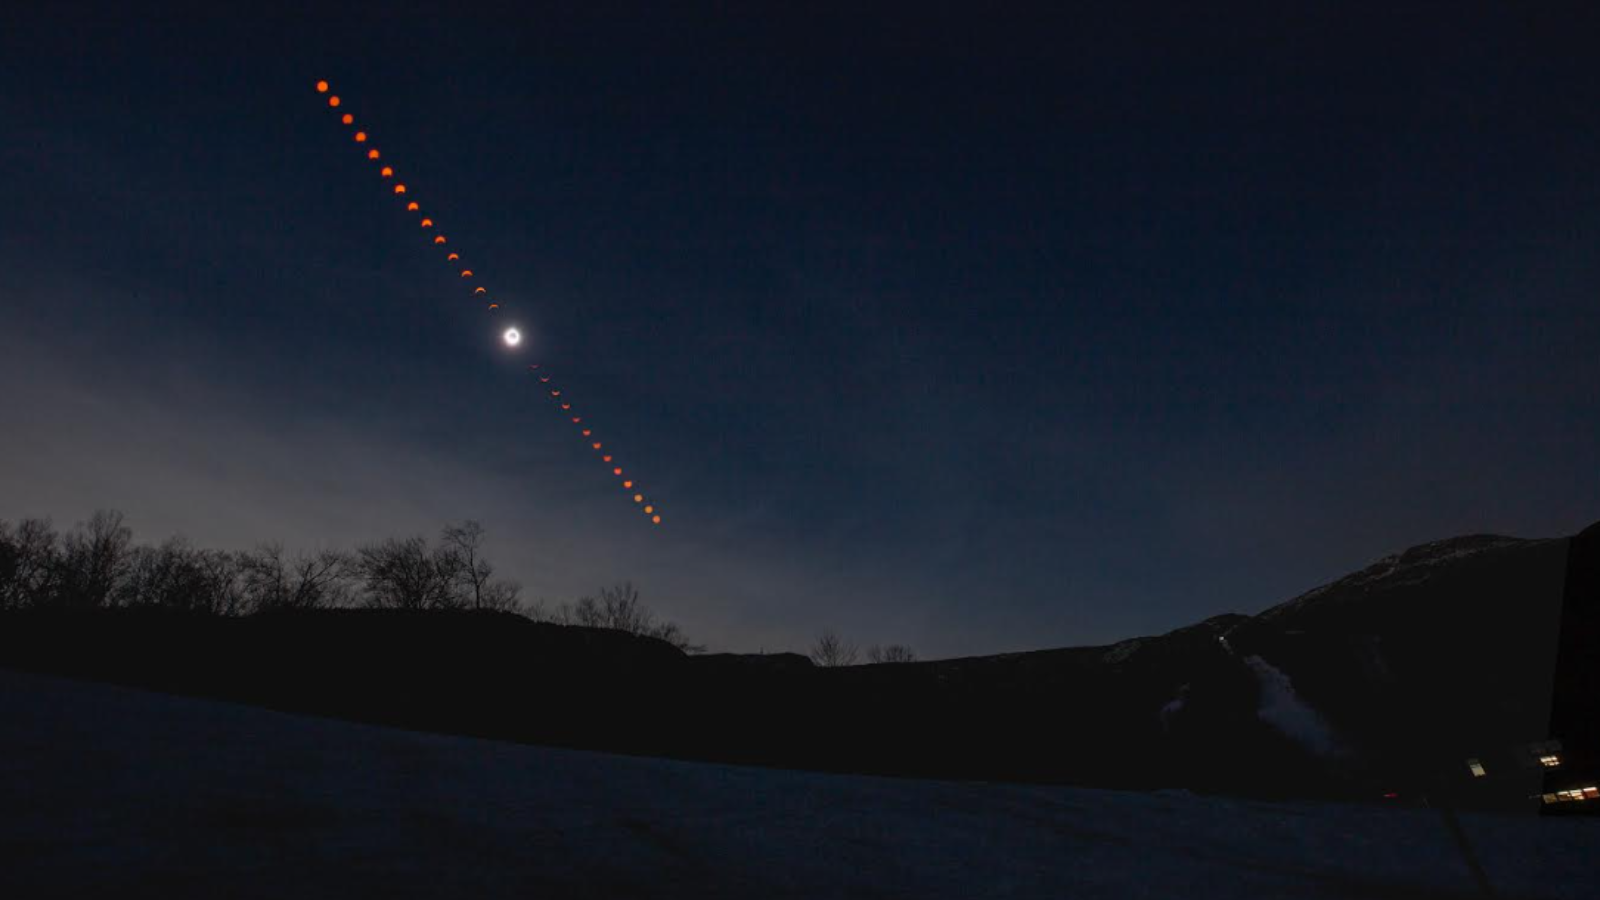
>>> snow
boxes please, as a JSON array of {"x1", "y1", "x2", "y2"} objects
[
  {"x1": 1242, "y1": 655, "x2": 1345, "y2": 758},
  {"x1": 3, "y1": 669, "x2": 1598, "y2": 899},
  {"x1": 1158, "y1": 683, "x2": 1189, "y2": 731}
]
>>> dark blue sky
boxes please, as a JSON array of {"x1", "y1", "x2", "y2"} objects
[{"x1": 2, "y1": 3, "x2": 1597, "y2": 656}]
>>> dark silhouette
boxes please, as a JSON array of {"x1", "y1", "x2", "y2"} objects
[
  {"x1": 809, "y1": 629, "x2": 858, "y2": 667},
  {"x1": 2, "y1": 510, "x2": 1595, "y2": 812},
  {"x1": 546, "y1": 582, "x2": 702, "y2": 653},
  {"x1": 866, "y1": 644, "x2": 917, "y2": 664}
]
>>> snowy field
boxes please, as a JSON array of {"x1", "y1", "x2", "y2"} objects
[{"x1": 2, "y1": 670, "x2": 1597, "y2": 899}]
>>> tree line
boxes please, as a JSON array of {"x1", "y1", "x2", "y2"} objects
[
  {"x1": 809, "y1": 627, "x2": 917, "y2": 667},
  {"x1": 1, "y1": 510, "x2": 924, "y2": 662},
  {"x1": 0, "y1": 510, "x2": 700, "y2": 652}
]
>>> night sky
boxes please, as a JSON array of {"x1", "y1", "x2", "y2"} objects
[{"x1": 2, "y1": 3, "x2": 1597, "y2": 657}]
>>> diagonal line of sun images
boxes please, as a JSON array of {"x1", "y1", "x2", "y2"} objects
[{"x1": 314, "y1": 80, "x2": 663, "y2": 526}]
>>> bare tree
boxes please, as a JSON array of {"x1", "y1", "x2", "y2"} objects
[
  {"x1": 440, "y1": 520, "x2": 491, "y2": 610},
  {"x1": 866, "y1": 644, "x2": 918, "y2": 664},
  {"x1": 810, "y1": 629, "x2": 858, "y2": 667},
  {"x1": 0, "y1": 518, "x2": 59, "y2": 610},
  {"x1": 355, "y1": 536, "x2": 462, "y2": 610},
  {"x1": 549, "y1": 582, "x2": 703, "y2": 652},
  {"x1": 196, "y1": 549, "x2": 248, "y2": 616},
  {"x1": 113, "y1": 539, "x2": 246, "y2": 615},
  {"x1": 117, "y1": 537, "x2": 201, "y2": 610},
  {"x1": 477, "y1": 578, "x2": 524, "y2": 613},
  {"x1": 54, "y1": 510, "x2": 132, "y2": 609},
  {"x1": 241, "y1": 544, "x2": 352, "y2": 612}
]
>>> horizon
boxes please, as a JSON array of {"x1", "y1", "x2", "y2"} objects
[{"x1": 2, "y1": 505, "x2": 1591, "y2": 660}]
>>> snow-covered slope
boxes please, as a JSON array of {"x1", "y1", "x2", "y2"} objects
[{"x1": 3, "y1": 670, "x2": 1597, "y2": 899}]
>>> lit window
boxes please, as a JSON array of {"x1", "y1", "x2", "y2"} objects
[
  {"x1": 1539, "y1": 754, "x2": 1561, "y2": 768},
  {"x1": 1542, "y1": 793, "x2": 1558, "y2": 804},
  {"x1": 1467, "y1": 759, "x2": 1486, "y2": 778},
  {"x1": 1585, "y1": 787, "x2": 1600, "y2": 799}
]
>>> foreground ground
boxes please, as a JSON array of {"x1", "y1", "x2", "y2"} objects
[{"x1": 2, "y1": 670, "x2": 1597, "y2": 899}]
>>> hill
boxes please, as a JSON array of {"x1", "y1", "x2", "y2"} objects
[{"x1": 2, "y1": 521, "x2": 1595, "y2": 805}]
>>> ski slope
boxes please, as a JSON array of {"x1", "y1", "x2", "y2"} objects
[{"x1": 2, "y1": 670, "x2": 1596, "y2": 899}]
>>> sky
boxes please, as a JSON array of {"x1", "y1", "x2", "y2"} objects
[{"x1": 1, "y1": 2, "x2": 1597, "y2": 658}]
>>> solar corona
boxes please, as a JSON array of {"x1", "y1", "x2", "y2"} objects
[{"x1": 311, "y1": 79, "x2": 663, "y2": 527}]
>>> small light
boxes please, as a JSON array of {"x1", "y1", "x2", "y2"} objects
[
  {"x1": 316, "y1": 80, "x2": 329, "y2": 93},
  {"x1": 328, "y1": 95, "x2": 341, "y2": 108},
  {"x1": 503, "y1": 327, "x2": 522, "y2": 347}
]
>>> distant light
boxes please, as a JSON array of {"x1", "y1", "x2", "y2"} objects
[
  {"x1": 316, "y1": 80, "x2": 329, "y2": 93},
  {"x1": 328, "y1": 95, "x2": 341, "y2": 108},
  {"x1": 503, "y1": 328, "x2": 521, "y2": 347}
]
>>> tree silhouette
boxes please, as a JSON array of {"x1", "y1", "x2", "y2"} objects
[
  {"x1": 355, "y1": 536, "x2": 461, "y2": 610},
  {"x1": 2, "y1": 511, "x2": 684, "y2": 648},
  {"x1": 441, "y1": 520, "x2": 492, "y2": 610},
  {"x1": 548, "y1": 582, "x2": 702, "y2": 652},
  {"x1": 242, "y1": 544, "x2": 352, "y2": 612},
  {"x1": 54, "y1": 510, "x2": 132, "y2": 610},
  {"x1": 0, "y1": 518, "x2": 59, "y2": 610},
  {"x1": 866, "y1": 644, "x2": 917, "y2": 664},
  {"x1": 810, "y1": 629, "x2": 858, "y2": 667}
]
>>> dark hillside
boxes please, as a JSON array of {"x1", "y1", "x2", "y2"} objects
[{"x1": 3, "y1": 522, "x2": 1595, "y2": 805}]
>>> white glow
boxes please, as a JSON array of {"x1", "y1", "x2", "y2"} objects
[{"x1": 503, "y1": 327, "x2": 522, "y2": 347}]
